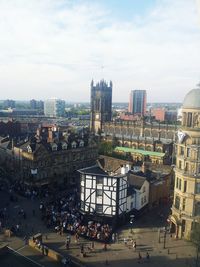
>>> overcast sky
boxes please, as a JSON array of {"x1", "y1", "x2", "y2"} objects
[{"x1": 0, "y1": 0, "x2": 200, "y2": 102}]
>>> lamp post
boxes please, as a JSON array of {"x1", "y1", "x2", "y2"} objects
[{"x1": 163, "y1": 228, "x2": 167, "y2": 249}]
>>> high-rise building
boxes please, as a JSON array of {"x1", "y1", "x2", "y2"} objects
[
  {"x1": 170, "y1": 88, "x2": 200, "y2": 239},
  {"x1": 44, "y1": 99, "x2": 65, "y2": 117},
  {"x1": 30, "y1": 99, "x2": 44, "y2": 111},
  {"x1": 90, "y1": 80, "x2": 112, "y2": 133},
  {"x1": 128, "y1": 90, "x2": 146, "y2": 116}
]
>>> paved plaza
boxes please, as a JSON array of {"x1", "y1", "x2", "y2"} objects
[{"x1": 0, "y1": 189, "x2": 197, "y2": 267}]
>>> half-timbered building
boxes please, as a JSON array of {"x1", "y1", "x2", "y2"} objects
[{"x1": 78, "y1": 164, "x2": 150, "y2": 223}]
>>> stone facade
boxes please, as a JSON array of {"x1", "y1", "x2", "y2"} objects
[
  {"x1": 171, "y1": 89, "x2": 200, "y2": 239},
  {"x1": 102, "y1": 120, "x2": 176, "y2": 160},
  {"x1": 0, "y1": 126, "x2": 98, "y2": 186}
]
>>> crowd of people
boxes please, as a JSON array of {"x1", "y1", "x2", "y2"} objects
[
  {"x1": 0, "y1": 180, "x2": 113, "y2": 243},
  {"x1": 39, "y1": 188, "x2": 112, "y2": 242}
]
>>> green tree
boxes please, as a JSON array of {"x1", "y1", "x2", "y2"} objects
[{"x1": 98, "y1": 141, "x2": 113, "y2": 155}]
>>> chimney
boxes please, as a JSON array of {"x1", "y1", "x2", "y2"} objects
[
  {"x1": 121, "y1": 165, "x2": 126, "y2": 175},
  {"x1": 121, "y1": 164, "x2": 129, "y2": 175},
  {"x1": 48, "y1": 128, "x2": 53, "y2": 143}
]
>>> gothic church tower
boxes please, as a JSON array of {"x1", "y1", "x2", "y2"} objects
[{"x1": 90, "y1": 80, "x2": 112, "y2": 133}]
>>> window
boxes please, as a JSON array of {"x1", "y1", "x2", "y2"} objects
[
  {"x1": 143, "y1": 186, "x2": 146, "y2": 193},
  {"x1": 81, "y1": 175, "x2": 85, "y2": 183},
  {"x1": 174, "y1": 196, "x2": 180, "y2": 209},
  {"x1": 81, "y1": 187, "x2": 84, "y2": 194},
  {"x1": 178, "y1": 179, "x2": 182, "y2": 190},
  {"x1": 176, "y1": 178, "x2": 179, "y2": 189},
  {"x1": 196, "y1": 183, "x2": 200, "y2": 194},
  {"x1": 183, "y1": 181, "x2": 187, "y2": 193},
  {"x1": 185, "y1": 163, "x2": 189, "y2": 172},
  {"x1": 71, "y1": 142, "x2": 77, "y2": 149},
  {"x1": 180, "y1": 147, "x2": 184, "y2": 156},
  {"x1": 187, "y1": 112, "x2": 192, "y2": 127},
  {"x1": 141, "y1": 197, "x2": 143, "y2": 206},
  {"x1": 96, "y1": 189, "x2": 103, "y2": 197},
  {"x1": 187, "y1": 148, "x2": 190, "y2": 157},
  {"x1": 179, "y1": 161, "x2": 182, "y2": 169},
  {"x1": 96, "y1": 177, "x2": 103, "y2": 185},
  {"x1": 182, "y1": 198, "x2": 186, "y2": 211},
  {"x1": 96, "y1": 204, "x2": 103, "y2": 213},
  {"x1": 144, "y1": 195, "x2": 147, "y2": 203},
  {"x1": 195, "y1": 202, "x2": 200, "y2": 216}
]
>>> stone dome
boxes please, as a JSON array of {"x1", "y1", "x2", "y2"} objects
[{"x1": 183, "y1": 89, "x2": 200, "y2": 109}]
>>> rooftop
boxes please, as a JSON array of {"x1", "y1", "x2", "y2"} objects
[
  {"x1": 114, "y1": 146, "x2": 165, "y2": 158},
  {"x1": 183, "y1": 89, "x2": 200, "y2": 109}
]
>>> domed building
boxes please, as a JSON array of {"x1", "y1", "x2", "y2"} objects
[{"x1": 171, "y1": 88, "x2": 200, "y2": 239}]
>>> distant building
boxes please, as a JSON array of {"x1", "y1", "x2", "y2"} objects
[
  {"x1": 151, "y1": 108, "x2": 177, "y2": 122},
  {"x1": 151, "y1": 108, "x2": 165, "y2": 121},
  {"x1": 90, "y1": 80, "x2": 112, "y2": 134},
  {"x1": 128, "y1": 90, "x2": 146, "y2": 116},
  {"x1": 44, "y1": 99, "x2": 65, "y2": 117},
  {"x1": 3, "y1": 99, "x2": 15, "y2": 109},
  {"x1": 30, "y1": 99, "x2": 44, "y2": 111}
]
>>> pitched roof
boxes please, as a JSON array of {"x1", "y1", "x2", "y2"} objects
[
  {"x1": 128, "y1": 173, "x2": 146, "y2": 190},
  {"x1": 78, "y1": 165, "x2": 108, "y2": 176}
]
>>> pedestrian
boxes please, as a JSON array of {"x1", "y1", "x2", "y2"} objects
[
  {"x1": 133, "y1": 241, "x2": 137, "y2": 251},
  {"x1": 138, "y1": 252, "x2": 142, "y2": 263},
  {"x1": 81, "y1": 244, "x2": 84, "y2": 254},
  {"x1": 91, "y1": 241, "x2": 94, "y2": 250},
  {"x1": 103, "y1": 243, "x2": 107, "y2": 251},
  {"x1": 124, "y1": 237, "x2": 127, "y2": 246},
  {"x1": 65, "y1": 240, "x2": 70, "y2": 250},
  {"x1": 112, "y1": 233, "x2": 115, "y2": 243},
  {"x1": 115, "y1": 233, "x2": 119, "y2": 243},
  {"x1": 146, "y1": 252, "x2": 150, "y2": 261}
]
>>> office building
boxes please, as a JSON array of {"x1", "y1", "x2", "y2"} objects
[
  {"x1": 44, "y1": 99, "x2": 65, "y2": 117},
  {"x1": 128, "y1": 90, "x2": 146, "y2": 116}
]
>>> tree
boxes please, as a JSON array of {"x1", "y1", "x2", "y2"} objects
[
  {"x1": 98, "y1": 141, "x2": 113, "y2": 156},
  {"x1": 191, "y1": 222, "x2": 200, "y2": 267}
]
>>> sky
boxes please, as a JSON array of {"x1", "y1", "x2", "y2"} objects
[{"x1": 0, "y1": 0, "x2": 200, "y2": 103}]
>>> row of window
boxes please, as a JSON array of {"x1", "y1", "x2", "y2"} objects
[
  {"x1": 175, "y1": 195, "x2": 200, "y2": 216},
  {"x1": 176, "y1": 177, "x2": 200, "y2": 194},
  {"x1": 179, "y1": 147, "x2": 190, "y2": 157},
  {"x1": 176, "y1": 178, "x2": 187, "y2": 192},
  {"x1": 174, "y1": 196, "x2": 186, "y2": 211},
  {"x1": 80, "y1": 202, "x2": 104, "y2": 213}
]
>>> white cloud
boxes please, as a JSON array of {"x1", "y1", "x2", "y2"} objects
[{"x1": 0, "y1": 0, "x2": 200, "y2": 102}]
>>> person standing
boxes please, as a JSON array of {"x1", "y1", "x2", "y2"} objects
[
  {"x1": 146, "y1": 252, "x2": 150, "y2": 261},
  {"x1": 138, "y1": 252, "x2": 142, "y2": 263},
  {"x1": 133, "y1": 241, "x2": 137, "y2": 251}
]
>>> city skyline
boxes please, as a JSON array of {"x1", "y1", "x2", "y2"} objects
[{"x1": 0, "y1": 0, "x2": 200, "y2": 102}]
